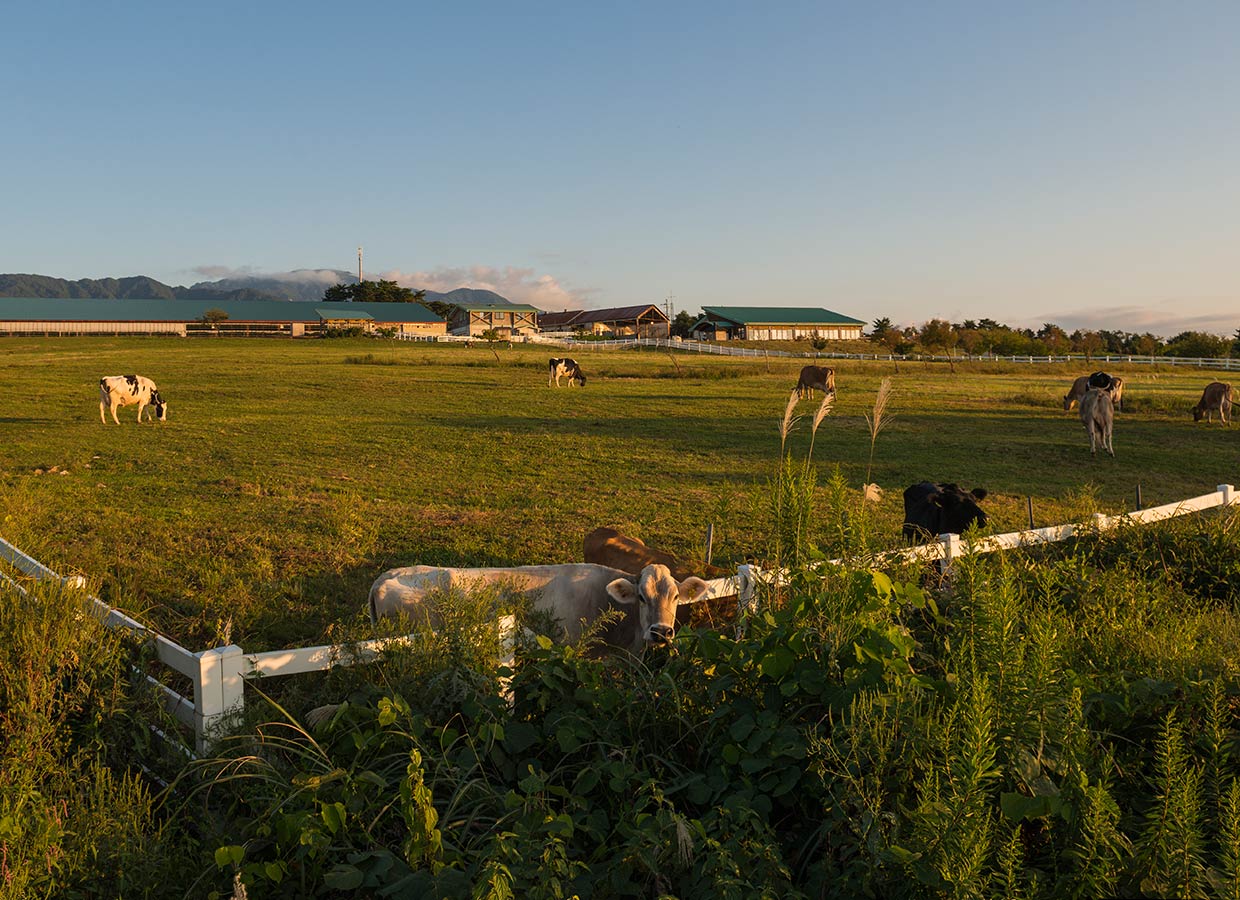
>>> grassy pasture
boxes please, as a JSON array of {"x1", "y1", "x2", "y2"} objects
[{"x1": 0, "y1": 336, "x2": 1236, "y2": 651}]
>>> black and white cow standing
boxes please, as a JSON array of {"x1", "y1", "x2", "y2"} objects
[
  {"x1": 549, "y1": 357, "x2": 586, "y2": 387},
  {"x1": 99, "y1": 375, "x2": 168, "y2": 424}
]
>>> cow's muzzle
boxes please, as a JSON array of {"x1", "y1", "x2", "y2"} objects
[{"x1": 646, "y1": 623, "x2": 675, "y2": 645}]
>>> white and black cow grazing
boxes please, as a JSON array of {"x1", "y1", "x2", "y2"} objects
[
  {"x1": 1079, "y1": 387, "x2": 1114, "y2": 456},
  {"x1": 99, "y1": 375, "x2": 167, "y2": 424},
  {"x1": 369, "y1": 562, "x2": 708, "y2": 654},
  {"x1": 548, "y1": 357, "x2": 586, "y2": 387},
  {"x1": 795, "y1": 365, "x2": 836, "y2": 400},
  {"x1": 902, "y1": 482, "x2": 988, "y2": 544},
  {"x1": 1192, "y1": 381, "x2": 1233, "y2": 425}
]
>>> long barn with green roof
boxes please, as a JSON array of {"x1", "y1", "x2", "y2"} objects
[
  {"x1": 690, "y1": 306, "x2": 866, "y2": 341},
  {"x1": 0, "y1": 297, "x2": 446, "y2": 337}
]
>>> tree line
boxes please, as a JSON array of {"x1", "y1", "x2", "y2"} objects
[{"x1": 869, "y1": 317, "x2": 1240, "y2": 359}]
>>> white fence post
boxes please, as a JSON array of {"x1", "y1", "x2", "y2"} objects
[
  {"x1": 195, "y1": 644, "x2": 246, "y2": 754},
  {"x1": 939, "y1": 533, "x2": 961, "y2": 577},
  {"x1": 735, "y1": 564, "x2": 759, "y2": 637},
  {"x1": 1220, "y1": 484, "x2": 1235, "y2": 506}
]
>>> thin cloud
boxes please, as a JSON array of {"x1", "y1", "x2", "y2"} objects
[
  {"x1": 382, "y1": 266, "x2": 593, "y2": 310},
  {"x1": 190, "y1": 266, "x2": 344, "y2": 285}
]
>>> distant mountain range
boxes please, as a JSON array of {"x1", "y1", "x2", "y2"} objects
[{"x1": 0, "y1": 271, "x2": 516, "y2": 307}]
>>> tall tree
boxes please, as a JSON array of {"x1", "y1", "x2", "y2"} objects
[
  {"x1": 671, "y1": 310, "x2": 696, "y2": 338},
  {"x1": 323, "y1": 280, "x2": 426, "y2": 304},
  {"x1": 918, "y1": 318, "x2": 957, "y2": 355}
]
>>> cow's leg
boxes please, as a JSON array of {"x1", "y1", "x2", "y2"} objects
[
  {"x1": 100, "y1": 398, "x2": 107, "y2": 424},
  {"x1": 110, "y1": 402, "x2": 121, "y2": 425}
]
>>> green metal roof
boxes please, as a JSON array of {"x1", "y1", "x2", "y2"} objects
[
  {"x1": 450, "y1": 299, "x2": 541, "y2": 313},
  {"x1": 0, "y1": 297, "x2": 444, "y2": 323},
  {"x1": 316, "y1": 308, "x2": 374, "y2": 321},
  {"x1": 701, "y1": 306, "x2": 866, "y2": 326}
]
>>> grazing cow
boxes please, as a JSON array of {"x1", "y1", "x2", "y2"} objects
[
  {"x1": 1079, "y1": 387, "x2": 1114, "y2": 456},
  {"x1": 1063, "y1": 375, "x2": 1091, "y2": 411},
  {"x1": 369, "y1": 563, "x2": 709, "y2": 654},
  {"x1": 548, "y1": 357, "x2": 586, "y2": 387},
  {"x1": 1109, "y1": 376, "x2": 1125, "y2": 412},
  {"x1": 902, "y1": 482, "x2": 988, "y2": 544},
  {"x1": 1064, "y1": 372, "x2": 1123, "y2": 411},
  {"x1": 1192, "y1": 382, "x2": 1233, "y2": 425},
  {"x1": 99, "y1": 375, "x2": 167, "y2": 424},
  {"x1": 795, "y1": 365, "x2": 836, "y2": 400}
]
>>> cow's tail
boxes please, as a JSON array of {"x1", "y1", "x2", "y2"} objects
[{"x1": 367, "y1": 582, "x2": 381, "y2": 625}]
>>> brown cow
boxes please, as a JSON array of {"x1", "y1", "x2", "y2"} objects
[
  {"x1": 1063, "y1": 375, "x2": 1091, "y2": 411},
  {"x1": 1109, "y1": 376, "x2": 1125, "y2": 412},
  {"x1": 795, "y1": 365, "x2": 835, "y2": 400},
  {"x1": 1192, "y1": 382, "x2": 1233, "y2": 424}
]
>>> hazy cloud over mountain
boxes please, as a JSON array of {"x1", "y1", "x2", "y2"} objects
[
  {"x1": 381, "y1": 266, "x2": 592, "y2": 311},
  {"x1": 191, "y1": 266, "x2": 346, "y2": 285},
  {"x1": 188, "y1": 264, "x2": 594, "y2": 310}
]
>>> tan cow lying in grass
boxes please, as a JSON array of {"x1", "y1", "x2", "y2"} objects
[
  {"x1": 584, "y1": 527, "x2": 734, "y2": 628},
  {"x1": 369, "y1": 562, "x2": 709, "y2": 654},
  {"x1": 584, "y1": 527, "x2": 727, "y2": 581}
]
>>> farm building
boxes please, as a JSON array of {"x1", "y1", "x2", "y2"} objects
[
  {"x1": 445, "y1": 297, "x2": 541, "y2": 338},
  {"x1": 538, "y1": 304, "x2": 670, "y2": 338},
  {"x1": 0, "y1": 298, "x2": 447, "y2": 337},
  {"x1": 690, "y1": 306, "x2": 866, "y2": 341}
]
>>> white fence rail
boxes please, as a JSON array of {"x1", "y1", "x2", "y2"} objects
[
  {"x1": 393, "y1": 331, "x2": 1240, "y2": 369},
  {"x1": 2, "y1": 483, "x2": 1234, "y2": 752}
]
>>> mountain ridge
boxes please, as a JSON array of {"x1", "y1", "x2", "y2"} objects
[{"x1": 0, "y1": 273, "x2": 517, "y2": 307}]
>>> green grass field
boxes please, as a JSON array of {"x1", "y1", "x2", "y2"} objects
[{"x1": 1, "y1": 336, "x2": 1236, "y2": 651}]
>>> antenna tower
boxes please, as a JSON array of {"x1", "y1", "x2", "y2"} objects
[{"x1": 357, "y1": 246, "x2": 363, "y2": 283}]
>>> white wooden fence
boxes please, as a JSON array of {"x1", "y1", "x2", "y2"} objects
[{"x1": 1, "y1": 484, "x2": 1233, "y2": 752}]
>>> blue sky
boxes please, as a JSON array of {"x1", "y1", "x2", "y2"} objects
[{"x1": 4, "y1": 1, "x2": 1238, "y2": 334}]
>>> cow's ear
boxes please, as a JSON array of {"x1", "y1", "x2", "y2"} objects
[
  {"x1": 970, "y1": 488, "x2": 988, "y2": 500},
  {"x1": 606, "y1": 577, "x2": 640, "y2": 605},
  {"x1": 677, "y1": 577, "x2": 710, "y2": 605}
]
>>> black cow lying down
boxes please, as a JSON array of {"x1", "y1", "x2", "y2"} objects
[{"x1": 902, "y1": 482, "x2": 988, "y2": 544}]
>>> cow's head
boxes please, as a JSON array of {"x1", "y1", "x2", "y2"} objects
[
  {"x1": 935, "y1": 485, "x2": 988, "y2": 534},
  {"x1": 573, "y1": 369, "x2": 587, "y2": 387},
  {"x1": 1193, "y1": 405, "x2": 1205, "y2": 422},
  {"x1": 605, "y1": 563, "x2": 708, "y2": 650},
  {"x1": 151, "y1": 390, "x2": 168, "y2": 422}
]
